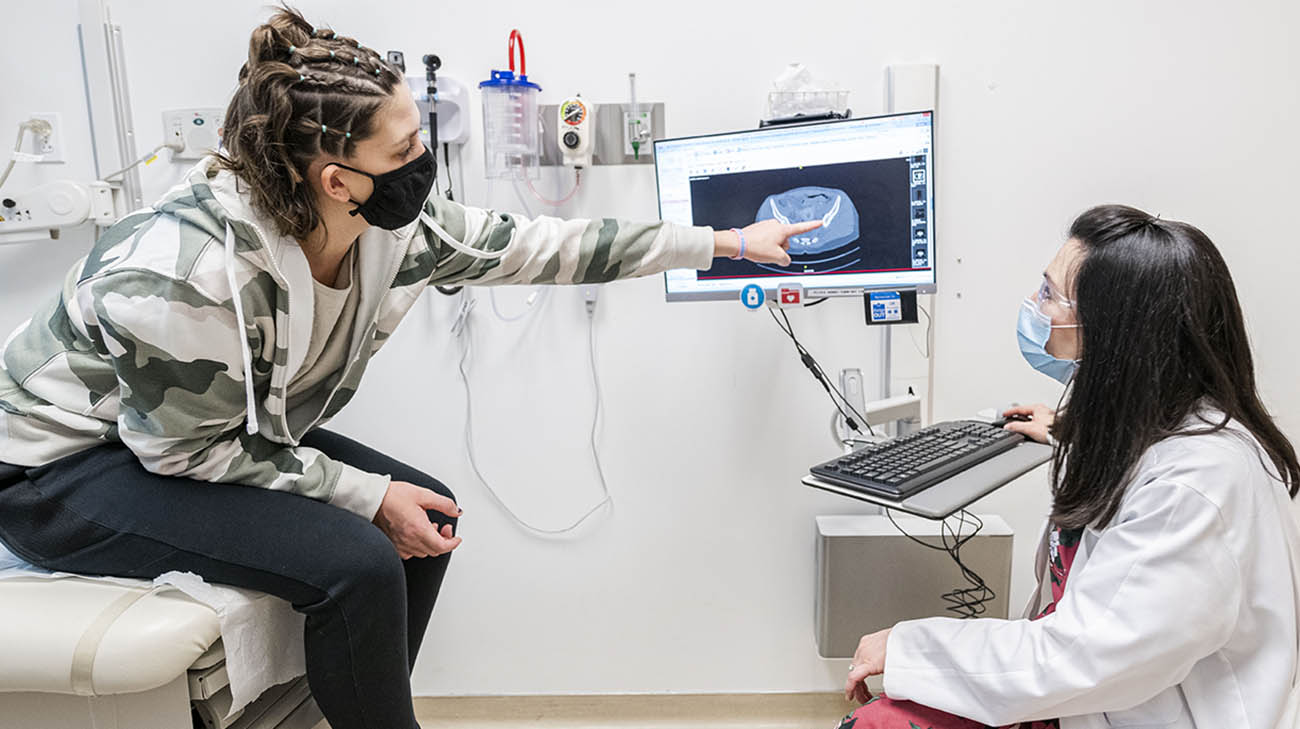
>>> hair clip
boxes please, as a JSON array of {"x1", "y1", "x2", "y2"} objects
[
  {"x1": 374, "y1": 68, "x2": 381, "y2": 75},
  {"x1": 288, "y1": 45, "x2": 296, "y2": 54},
  {"x1": 330, "y1": 50, "x2": 336, "y2": 59},
  {"x1": 299, "y1": 74, "x2": 305, "y2": 81},
  {"x1": 321, "y1": 124, "x2": 328, "y2": 133},
  {"x1": 345, "y1": 132, "x2": 352, "y2": 139},
  {"x1": 353, "y1": 56, "x2": 359, "y2": 65}
]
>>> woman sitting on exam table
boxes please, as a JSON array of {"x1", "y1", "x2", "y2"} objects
[
  {"x1": 836, "y1": 205, "x2": 1300, "y2": 729},
  {"x1": 0, "y1": 8, "x2": 818, "y2": 729}
]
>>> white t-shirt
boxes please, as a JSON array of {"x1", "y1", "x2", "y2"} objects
[{"x1": 287, "y1": 248, "x2": 358, "y2": 399}]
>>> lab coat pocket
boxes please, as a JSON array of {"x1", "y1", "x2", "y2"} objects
[{"x1": 1102, "y1": 686, "x2": 1188, "y2": 727}]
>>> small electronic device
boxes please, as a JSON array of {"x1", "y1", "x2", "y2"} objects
[
  {"x1": 810, "y1": 420, "x2": 1023, "y2": 500},
  {"x1": 989, "y1": 412, "x2": 1032, "y2": 428},
  {"x1": 655, "y1": 111, "x2": 935, "y2": 302},
  {"x1": 864, "y1": 290, "x2": 919, "y2": 325},
  {"x1": 558, "y1": 96, "x2": 594, "y2": 168},
  {"x1": 0, "y1": 180, "x2": 120, "y2": 245}
]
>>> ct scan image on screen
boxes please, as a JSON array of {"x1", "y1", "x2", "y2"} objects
[
  {"x1": 688, "y1": 158, "x2": 912, "y2": 281},
  {"x1": 655, "y1": 112, "x2": 935, "y2": 301}
]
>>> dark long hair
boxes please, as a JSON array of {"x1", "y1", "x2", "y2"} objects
[{"x1": 1048, "y1": 204, "x2": 1299, "y2": 529}]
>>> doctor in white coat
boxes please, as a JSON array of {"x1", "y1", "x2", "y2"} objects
[{"x1": 839, "y1": 204, "x2": 1300, "y2": 729}]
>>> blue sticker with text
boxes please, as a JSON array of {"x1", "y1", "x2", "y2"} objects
[{"x1": 869, "y1": 291, "x2": 902, "y2": 322}]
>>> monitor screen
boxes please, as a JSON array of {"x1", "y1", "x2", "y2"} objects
[{"x1": 654, "y1": 112, "x2": 935, "y2": 302}]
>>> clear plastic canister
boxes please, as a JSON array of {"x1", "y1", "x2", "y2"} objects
[{"x1": 479, "y1": 70, "x2": 541, "y2": 180}]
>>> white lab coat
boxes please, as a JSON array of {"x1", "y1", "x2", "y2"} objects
[{"x1": 881, "y1": 415, "x2": 1300, "y2": 729}]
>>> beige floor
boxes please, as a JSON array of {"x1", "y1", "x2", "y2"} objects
[{"x1": 410, "y1": 692, "x2": 858, "y2": 729}]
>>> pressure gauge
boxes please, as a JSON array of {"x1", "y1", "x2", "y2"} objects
[
  {"x1": 557, "y1": 95, "x2": 594, "y2": 167},
  {"x1": 561, "y1": 99, "x2": 588, "y2": 126}
]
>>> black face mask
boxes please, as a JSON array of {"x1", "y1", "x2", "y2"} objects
[{"x1": 330, "y1": 146, "x2": 435, "y2": 230}]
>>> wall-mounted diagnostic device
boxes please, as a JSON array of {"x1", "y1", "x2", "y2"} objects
[
  {"x1": 0, "y1": 180, "x2": 120, "y2": 245},
  {"x1": 558, "y1": 96, "x2": 594, "y2": 168},
  {"x1": 654, "y1": 111, "x2": 935, "y2": 302}
]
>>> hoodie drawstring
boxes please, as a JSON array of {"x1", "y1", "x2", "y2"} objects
[
  {"x1": 419, "y1": 210, "x2": 514, "y2": 260},
  {"x1": 222, "y1": 211, "x2": 501, "y2": 438},
  {"x1": 224, "y1": 222, "x2": 260, "y2": 436}
]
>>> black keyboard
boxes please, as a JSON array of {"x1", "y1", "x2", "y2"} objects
[{"x1": 810, "y1": 420, "x2": 1025, "y2": 499}]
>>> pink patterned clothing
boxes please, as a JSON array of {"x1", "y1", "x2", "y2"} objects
[{"x1": 834, "y1": 525, "x2": 1084, "y2": 729}]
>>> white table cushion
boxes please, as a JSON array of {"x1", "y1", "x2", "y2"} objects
[{"x1": 0, "y1": 575, "x2": 220, "y2": 695}]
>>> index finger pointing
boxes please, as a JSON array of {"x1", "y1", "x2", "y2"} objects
[{"x1": 787, "y1": 220, "x2": 822, "y2": 234}]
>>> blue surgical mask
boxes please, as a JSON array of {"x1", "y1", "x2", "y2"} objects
[{"x1": 1017, "y1": 297, "x2": 1079, "y2": 384}]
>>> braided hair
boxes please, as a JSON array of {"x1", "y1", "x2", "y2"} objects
[{"x1": 214, "y1": 5, "x2": 404, "y2": 240}]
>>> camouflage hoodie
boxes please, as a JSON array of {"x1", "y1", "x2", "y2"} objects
[{"x1": 0, "y1": 157, "x2": 713, "y2": 519}]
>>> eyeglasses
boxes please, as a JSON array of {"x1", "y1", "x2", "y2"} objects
[{"x1": 1035, "y1": 276, "x2": 1075, "y2": 311}]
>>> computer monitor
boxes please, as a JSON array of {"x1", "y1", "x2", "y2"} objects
[{"x1": 654, "y1": 111, "x2": 936, "y2": 302}]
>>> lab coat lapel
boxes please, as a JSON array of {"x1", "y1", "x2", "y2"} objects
[
  {"x1": 1271, "y1": 482, "x2": 1300, "y2": 729},
  {"x1": 1023, "y1": 519, "x2": 1052, "y2": 619}
]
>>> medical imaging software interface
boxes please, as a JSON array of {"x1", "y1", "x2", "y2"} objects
[{"x1": 655, "y1": 112, "x2": 934, "y2": 301}]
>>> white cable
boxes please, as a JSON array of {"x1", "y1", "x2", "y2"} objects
[
  {"x1": 908, "y1": 302, "x2": 933, "y2": 359},
  {"x1": 100, "y1": 142, "x2": 173, "y2": 182},
  {"x1": 488, "y1": 287, "x2": 547, "y2": 322},
  {"x1": 451, "y1": 179, "x2": 610, "y2": 535},
  {"x1": 456, "y1": 294, "x2": 612, "y2": 536},
  {"x1": 481, "y1": 175, "x2": 548, "y2": 323},
  {"x1": 0, "y1": 120, "x2": 50, "y2": 191},
  {"x1": 0, "y1": 127, "x2": 29, "y2": 191},
  {"x1": 585, "y1": 307, "x2": 612, "y2": 516}
]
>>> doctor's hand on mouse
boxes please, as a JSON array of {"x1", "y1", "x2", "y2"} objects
[
  {"x1": 714, "y1": 219, "x2": 822, "y2": 267},
  {"x1": 1001, "y1": 403, "x2": 1056, "y2": 444}
]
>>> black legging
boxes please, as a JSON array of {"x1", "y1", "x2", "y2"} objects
[{"x1": 0, "y1": 429, "x2": 455, "y2": 729}]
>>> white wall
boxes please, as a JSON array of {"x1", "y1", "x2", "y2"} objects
[{"x1": 2, "y1": 0, "x2": 1297, "y2": 697}]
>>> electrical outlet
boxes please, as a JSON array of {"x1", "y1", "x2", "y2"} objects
[
  {"x1": 581, "y1": 284, "x2": 600, "y2": 314},
  {"x1": 162, "y1": 108, "x2": 224, "y2": 160},
  {"x1": 30, "y1": 112, "x2": 63, "y2": 163}
]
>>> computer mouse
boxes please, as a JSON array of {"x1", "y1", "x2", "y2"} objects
[{"x1": 991, "y1": 413, "x2": 1032, "y2": 428}]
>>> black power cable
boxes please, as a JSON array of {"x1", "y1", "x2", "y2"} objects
[
  {"x1": 443, "y1": 142, "x2": 454, "y2": 201},
  {"x1": 770, "y1": 298, "x2": 991, "y2": 618},
  {"x1": 422, "y1": 54, "x2": 441, "y2": 188},
  {"x1": 768, "y1": 307, "x2": 876, "y2": 437},
  {"x1": 885, "y1": 508, "x2": 996, "y2": 618}
]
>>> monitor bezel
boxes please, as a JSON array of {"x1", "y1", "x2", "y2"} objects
[{"x1": 653, "y1": 110, "x2": 937, "y2": 303}]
